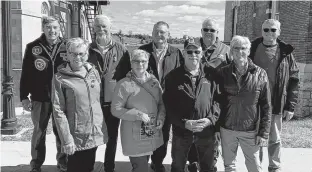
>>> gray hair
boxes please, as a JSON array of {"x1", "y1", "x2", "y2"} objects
[
  {"x1": 93, "y1": 15, "x2": 112, "y2": 28},
  {"x1": 66, "y1": 37, "x2": 89, "y2": 53},
  {"x1": 130, "y1": 49, "x2": 150, "y2": 61},
  {"x1": 230, "y1": 35, "x2": 251, "y2": 49},
  {"x1": 154, "y1": 21, "x2": 170, "y2": 29},
  {"x1": 42, "y1": 15, "x2": 60, "y2": 27},
  {"x1": 262, "y1": 19, "x2": 281, "y2": 30},
  {"x1": 202, "y1": 18, "x2": 219, "y2": 30}
]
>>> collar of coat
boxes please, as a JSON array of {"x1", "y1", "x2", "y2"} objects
[
  {"x1": 251, "y1": 37, "x2": 294, "y2": 55},
  {"x1": 89, "y1": 39, "x2": 117, "y2": 54},
  {"x1": 145, "y1": 42, "x2": 176, "y2": 57},
  {"x1": 38, "y1": 33, "x2": 63, "y2": 46},
  {"x1": 200, "y1": 37, "x2": 220, "y2": 51},
  {"x1": 230, "y1": 58, "x2": 257, "y2": 75},
  {"x1": 57, "y1": 62, "x2": 94, "y2": 77}
]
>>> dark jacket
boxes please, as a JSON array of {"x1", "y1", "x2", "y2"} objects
[
  {"x1": 20, "y1": 33, "x2": 66, "y2": 102},
  {"x1": 53, "y1": 63, "x2": 108, "y2": 151},
  {"x1": 139, "y1": 42, "x2": 183, "y2": 88},
  {"x1": 87, "y1": 40, "x2": 131, "y2": 103},
  {"x1": 163, "y1": 65, "x2": 220, "y2": 138},
  {"x1": 249, "y1": 37, "x2": 300, "y2": 114},
  {"x1": 216, "y1": 59, "x2": 271, "y2": 139}
]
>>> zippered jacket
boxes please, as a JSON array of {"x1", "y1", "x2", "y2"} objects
[
  {"x1": 20, "y1": 33, "x2": 67, "y2": 102},
  {"x1": 52, "y1": 62, "x2": 108, "y2": 151},
  {"x1": 249, "y1": 37, "x2": 300, "y2": 114}
]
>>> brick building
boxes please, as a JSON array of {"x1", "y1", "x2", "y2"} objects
[{"x1": 224, "y1": 1, "x2": 312, "y2": 63}]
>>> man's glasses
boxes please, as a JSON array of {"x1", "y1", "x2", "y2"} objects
[
  {"x1": 131, "y1": 60, "x2": 148, "y2": 64},
  {"x1": 202, "y1": 28, "x2": 217, "y2": 33},
  {"x1": 263, "y1": 28, "x2": 277, "y2": 33},
  {"x1": 69, "y1": 52, "x2": 87, "y2": 57},
  {"x1": 186, "y1": 50, "x2": 201, "y2": 55}
]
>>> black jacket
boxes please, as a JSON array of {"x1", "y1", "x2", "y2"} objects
[
  {"x1": 163, "y1": 65, "x2": 220, "y2": 138},
  {"x1": 20, "y1": 34, "x2": 66, "y2": 102},
  {"x1": 249, "y1": 37, "x2": 300, "y2": 114},
  {"x1": 216, "y1": 59, "x2": 271, "y2": 139},
  {"x1": 139, "y1": 42, "x2": 183, "y2": 88}
]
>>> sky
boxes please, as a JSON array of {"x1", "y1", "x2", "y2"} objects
[{"x1": 100, "y1": 0, "x2": 226, "y2": 40}]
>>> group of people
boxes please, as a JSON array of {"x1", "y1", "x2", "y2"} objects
[{"x1": 20, "y1": 14, "x2": 299, "y2": 172}]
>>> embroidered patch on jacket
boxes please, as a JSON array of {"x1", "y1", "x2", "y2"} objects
[
  {"x1": 32, "y1": 46, "x2": 42, "y2": 55},
  {"x1": 91, "y1": 80, "x2": 95, "y2": 88},
  {"x1": 34, "y1": 59, "x2": 46, "y2": 71}
]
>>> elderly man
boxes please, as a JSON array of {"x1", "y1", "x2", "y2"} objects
[
  {"x1": 249, "y1": 19, "x2": 299, "y2": 172},
  {"x1": 138, "y1": 21, "x2": 183, "y2": 172},
  {"x1": 87, "y1": 15, "x2": 131, "y2": 172},
  {"x1": 215, "y1": 35, "x2": 271, "y2": 172},
  {"x1": 164, "y1": 40, "x2": 220, "y2": 172},
  {"x1": 20, "y1": 16, "x2": 67, "y2": 172}
]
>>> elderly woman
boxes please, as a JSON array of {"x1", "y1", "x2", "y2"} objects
[
  {"x1": 214, "y1": 35, "x2": 271, "y2": 172},
  {"x1": 111, "y1": 49, "x2": 165, "y2": 172},
  {"x1": 52, "y1": 38, "x2": 108, "y2": 172}
]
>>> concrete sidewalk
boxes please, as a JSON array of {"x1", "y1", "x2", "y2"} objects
[{"x1": 2, "y1": 132, "x2": 312, "y2": 172}]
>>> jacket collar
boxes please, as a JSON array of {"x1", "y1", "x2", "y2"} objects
[
  {"x1": 57, "y1": 62, "x2": 94, "y2": 77},
  {"x1": 231, "y1": 58, "x2": 257, "y2": 75},
  {"x1": 252, "y1": 37, "x2": 294, "y2": 55},
  {"x1": 38, "y1": 33, "x2": 62, "y2": 46},
  {"x1": 89, "y1": 39, "x2": 116, "y2": 54},
  {"x1": 147, "y1": 42, "x2": 175, "y2": 56},
  {"x1": 200, "y1": 37, "x2": 220, "y2": 50}
]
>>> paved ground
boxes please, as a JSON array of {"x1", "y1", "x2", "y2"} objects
[{"x1": 2, "y1": 130, "x2": 312, "y2": 172}]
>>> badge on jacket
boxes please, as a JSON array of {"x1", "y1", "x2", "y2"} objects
[
  {"x1": 32, "y1": 46, "x2": 42, "y2": 55},
  {"x1": 34, "y1": 58, "x2": 46, "y2": 71}
]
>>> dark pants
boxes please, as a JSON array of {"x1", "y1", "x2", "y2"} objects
[
  {"x1": 30, "y1": 101, "x2": 67, "y2": 170},
  {"x1": 151, "y1": 116, "x2": 200, "y2": 169},
  {"x1": 67, "y1": 147, "x2": 98, "y2": 172},
  {"x1": 171, "y1": 134, "x2": 215, "y2": 172},
  {"x1": 102, "y1": 104, "x2": 120, "y2": 172},
  {"x1": 129, "y1": 155, "x2": 150, "y2": 172}
]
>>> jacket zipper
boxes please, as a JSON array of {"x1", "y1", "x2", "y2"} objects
[{"x1": 83, "y1": 77, "x2": 94, "y2": 139}]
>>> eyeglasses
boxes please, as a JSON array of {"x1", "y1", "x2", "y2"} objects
[
  {"x1": 131, "y1": 60, "x2": 148, "y2": 64},
  {"x1": 69, "y1": 52, "x2": 87, "y2": 57},
  {"x1": 186, "y1": 50, "x2": 201, "y2": 55},
  {"x1": 202, "y1": 28, "x2": 217, "y2": 33},
  {"x1": 233, "y1": 47, "x2": 248, "y2": 51},
  {"x1": 263, "y1": 28, "x2": 277, "y2": 33}
]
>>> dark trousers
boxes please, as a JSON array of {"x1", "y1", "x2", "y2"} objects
[
  {"x1": 171, "y1": 134, "x2": 215, "y2": 172},
  {"x1": 102, "y1": 104, "x2": 120, "y2": 172},
  {"x1": 151, "y1": 116, "x2": 200, "y2": 168},
  {"x1": 67, "y1": 147, "x2": 98, "y2": 172},
  {"x1": 129, "y1": 155, "x2": 150, "y2": 172},
  {"x1": 30, "y1": 101, "x2": 67, "y2": 170}
]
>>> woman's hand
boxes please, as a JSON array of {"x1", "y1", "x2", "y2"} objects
[
  {"x1": 137, "y1": 111, "x2": 151, "y2": 123},
  {"x1": 156, "y1": 119, "x2": 164, "y2": 129},
  {"x1": 62, "y1": 143, "x2": 76, "y2": 155}
]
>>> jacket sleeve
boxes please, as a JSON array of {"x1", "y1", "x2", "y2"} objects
[
  {"x1": 20, "y1": 45, "x2": 32, "y2": 101},
  {"x1": 113, "y1": 49, "x2": 131, "y2": 82},
  {"x1": 258, "y1": 71, "x2": 272, "y2": 139},
  {"x1": 163, "y1": 75, "x2": 186, "y2": 129},
  {"x1": 206, "y1": 81, "x2": 220, "y2": 126},
  {"x1": 52, "y1": 75, "x2": 74, "y2": 146},
  {"x1": 111, "y1": 80, "x2": 142, "y2": 121},
  {"x1": 284, "y1": 53, "x2": 300, "y2": 112}
]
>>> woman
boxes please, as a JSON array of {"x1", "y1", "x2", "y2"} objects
[
  {"x1": 52, "y1": 38, "x2": 108, "y2": 172},
  {"x1": 111, "y1": 49, "x2": 166, "y2": 172}
]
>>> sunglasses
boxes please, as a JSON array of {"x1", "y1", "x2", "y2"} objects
[
  {"x1": 202, "y1": 28, "x2": 217, "y2": 33},
  {"x1": 263, "y1": 28, "x2": 277, "y2": 32},
  {"x1": 186, "y1": 50, "x2": 201, "y2": 55}
]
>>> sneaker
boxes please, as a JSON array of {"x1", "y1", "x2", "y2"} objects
[{"x1": 30, "y1": 168, "x2": 41, "y2": 172}]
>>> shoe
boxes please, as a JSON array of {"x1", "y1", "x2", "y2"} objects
[
  {"x1": 30, "y1": 168, "x2": 41, "y2": 172},
  {"x1": 187, "y1": 162, "x2": 199, "y2": 172},
  {"x1": 150, "y1": 163, "x2": 166, "y2": 172}
]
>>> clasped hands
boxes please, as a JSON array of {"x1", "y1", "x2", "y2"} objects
[
  {"x1": 136, "y1": 111, "x2": 163, "y2": 129},
  {"x1": 185, "y1": 118, "x2": 211, "y2": 132}
]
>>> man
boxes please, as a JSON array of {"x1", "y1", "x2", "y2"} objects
[
  {"x1": 138, "y1": 21, "x2": 183, "y2": 172},
  {"x1": 215, "y1": 35, "x2": 271, "y2": 172},
  {"x1": 87, "y1": 15, "x2": 131, "y2": 172},
  {"x1": 164, "y1": 40, "x2": 220, "y2": 172},
  {"x1": 20, "y1": 16, "x2": 67, "y2": 172},
  {"x1": 249, "y1": 19, "x2": 300, "y2": 172}
]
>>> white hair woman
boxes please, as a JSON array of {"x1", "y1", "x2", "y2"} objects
[
  {"x1": 52, "y1": 37, "x2": 108, "y2": 172},
  {"x1": 111, "y1": 49, "x2": 166, "y2": 172}
]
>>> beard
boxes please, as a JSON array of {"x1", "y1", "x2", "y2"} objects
[{"x1": 96, "y1": 34, "x2": 111, "y2": 45}]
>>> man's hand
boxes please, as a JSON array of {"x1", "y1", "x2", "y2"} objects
[
  {"x1": 185, "y1": 120, "x2": 206, "y2": 132},
  {"x1": 62, "y1": 142, "x2": 76, "y2": 155},
  {"x1": 195, "y1": 118, "x2": 211, "y2": 128},
  {"x1": 137, "y1": 112, "x2": 150, "y2": 124},
  {"x1": 215, "y1": 132, "x2": 221, "y2": 142},
  {"x1": 22, "y1": 99, "x2": 32, "y2": 111},
  {"x1": 256, "y1": 136, "x2": 267, "y2": 146},
  {"x1": 283, "y1": 110, "x2": 294, "y2": 121},
  {"x1": 156, "y1": 119, "x2": 164, "y2": 130}
]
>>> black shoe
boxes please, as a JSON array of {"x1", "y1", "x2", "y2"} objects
[{"x1": 151, "y1": 163, "x2": 166, "y2": 172}]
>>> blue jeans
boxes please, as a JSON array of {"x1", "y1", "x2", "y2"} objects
[{"x1": 171, "y1": 134, "x2": 215, "y2": 172}]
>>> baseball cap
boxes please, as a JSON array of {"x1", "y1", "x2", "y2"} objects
[{"x1": 184, "y1": 38, "x2": 201, "y2": 49}]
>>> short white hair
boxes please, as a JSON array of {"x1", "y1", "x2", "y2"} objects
[
  {"x1": 230, "y1": 35, "x2": 251, "y2": 49},
  {"x1": 130, "y1": 49, "x2": 150, "y2": 61},
  {"x1": 66, "y1": 37, "x2": 89, "y2": 53},
  {"x1": 262, "y1": 19, "x2": 281, "y2": 30},
  {"x1": 202, "y1": 18, "x2": 219, "y2": 30},
  {"x1": 93, "y1": 15, "x2": 112, "y2": 28}
]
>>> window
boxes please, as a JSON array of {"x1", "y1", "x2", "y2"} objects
[{"x1": 41, "y1": 2, "x2": 50, "y2": 16}]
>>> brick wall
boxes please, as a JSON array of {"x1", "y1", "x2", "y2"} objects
[
  {"x1": 224, "y1": 1, "x2": 233, "y2": 42},
  {"x1": 235, "y1": 1, "x2": 255, "y2": 38}
]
